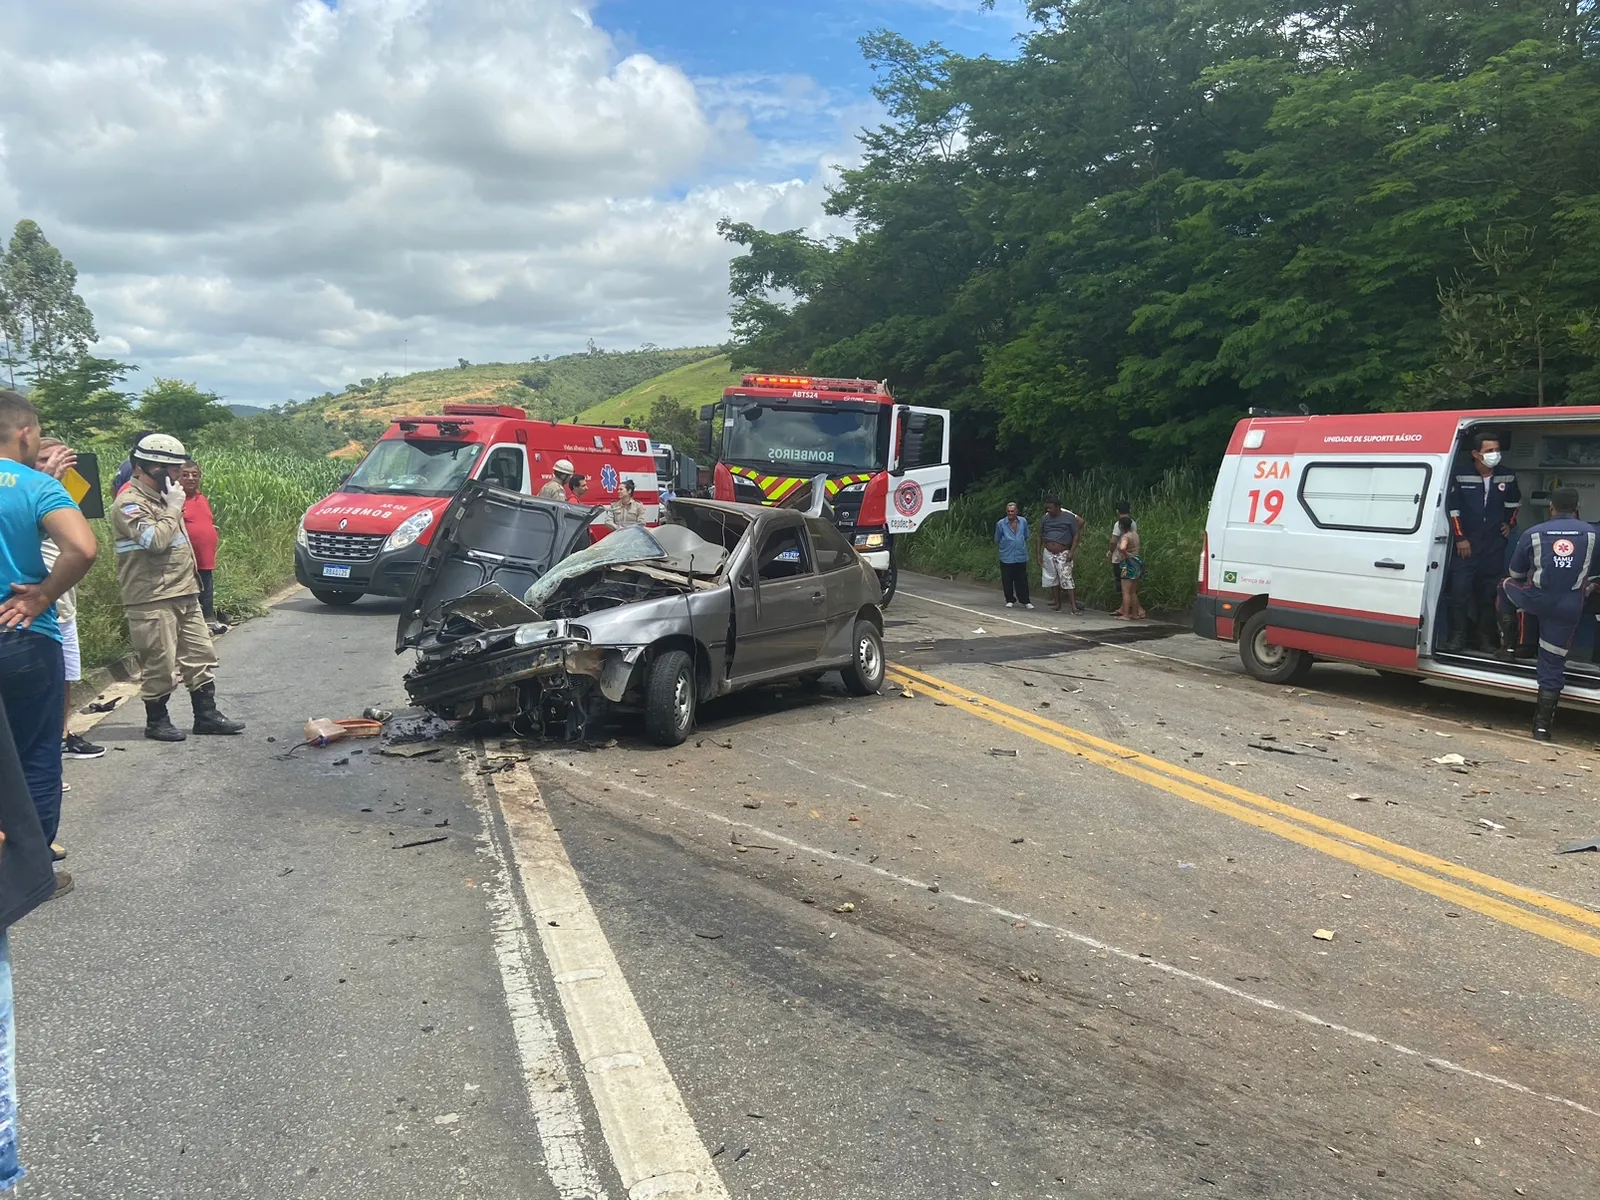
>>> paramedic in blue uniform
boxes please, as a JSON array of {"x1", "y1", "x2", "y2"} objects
[
  {"x1": 1495, "y1": 487, "x2": 1598, "y2": 741},
  {"x1": 1444, "y1": 431, "x2": 1521, "y2": 652}
]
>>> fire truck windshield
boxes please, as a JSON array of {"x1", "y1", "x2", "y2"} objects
[
  {"x1": 723, "y1": 400, "x2": 886, "y2": 473},
  {"x1": 344, "y1": 439, "x2": 485, "y2": 497}
]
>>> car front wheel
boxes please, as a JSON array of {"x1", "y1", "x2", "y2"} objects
[
  {"x1": 644, "y1": 649, "x2": 696, "y2": 745},
  {"x1": 1239, "y1": 611, "x2": 1313, "y2": 684},
  {"x1": 841, "y1": 620, "x2": 886, "y2": 696}
]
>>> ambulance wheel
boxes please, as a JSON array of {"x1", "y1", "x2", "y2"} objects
[
  {"x1": 644, "y1": 650, "x2": 696, "y2": 746},
  {"x1": 310, "y1": 589, "x2": 361, "y2": 607},
  {"x1": 1239, "y1": 611, "x2": 1313, "y2": 685}
]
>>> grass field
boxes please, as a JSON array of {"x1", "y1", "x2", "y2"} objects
[
  {"x1": 898, "y1": 467, "x2": 1208, "y2": 614},
  {"x1": 74, "y1": 449, "x2": 347, "y2": 671},
  {"x1": 576, "y1": 354, "x2": 741, "y2": 428}
]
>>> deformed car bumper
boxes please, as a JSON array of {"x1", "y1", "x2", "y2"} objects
[{"x1": 405, "y1": 629, "x2": 647, "y2": 716}]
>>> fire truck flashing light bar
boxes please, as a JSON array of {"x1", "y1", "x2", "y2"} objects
[{"x1": 742, "y1": 374, "x2": 887, "y2": 395}]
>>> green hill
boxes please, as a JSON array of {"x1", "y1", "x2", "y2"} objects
[
  {"x1": 577, "y1": 354, "x2": 742, "y2": 427},
  {"x1": 292, "y1": 345, "x2": 721, "y2": 430}
]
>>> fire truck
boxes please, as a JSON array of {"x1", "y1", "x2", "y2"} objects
[{"x1": 698, "y1": 374, "x2": 952, "y2": 603}]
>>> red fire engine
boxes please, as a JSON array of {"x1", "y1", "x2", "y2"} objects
[{"x1": 698, "y1": 374, "x2": 952, "y2": 603}]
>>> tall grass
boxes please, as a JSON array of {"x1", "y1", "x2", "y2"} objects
[
  {"x1": 75, "y1": 449, "x2": 346, "y2": 670},
  {"x1": 899, "y1": 467, "x2": 1209, "y2": 613}
]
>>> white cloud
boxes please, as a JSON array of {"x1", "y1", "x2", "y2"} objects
[{"x1": 0, "y1": 0, "x2": 856, "y2": 403}]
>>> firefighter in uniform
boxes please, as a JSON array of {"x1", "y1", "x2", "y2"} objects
[
  {"x1": 609, "y1": 479, "x2": 646, "y2": 528},
  {"x1": 112, "y1": 433, "x2": 247, "y2": 742},
  {"x1": 1495, "y1": 487, "x2": 1599, "y2": 741},
  {"x1": 536, "y1": 458, "x2": 576, "y2": 501},
  {"x1": 1445, "y1": 431, "x2": 1521, "y2": 652}
]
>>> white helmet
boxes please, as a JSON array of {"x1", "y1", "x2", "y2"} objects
[
  {"x1": 132, "y1": 432, "x2": 189, "y2": 467},
  {"x1": 552, "y1": 458, "x2": 575, "y2": 477}
]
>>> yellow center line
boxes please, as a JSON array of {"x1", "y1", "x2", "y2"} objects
[{"x1": 887, "y1": 664, "x2": 1600, "y2": 960}]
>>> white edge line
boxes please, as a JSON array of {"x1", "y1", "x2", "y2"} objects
[
  {"x1": 535, "y1": 751, "x2": 1600, "y2": 1122},
  {"x1": 489, "y1": 760, "x2": 733, "y2": 1200},
  {"x1": 463, "y1": 762, "x2": 611, "y2": 1200}
]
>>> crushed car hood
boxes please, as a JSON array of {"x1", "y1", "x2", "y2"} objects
[{"x1": 396, "y1": 482, "x2": 599, "y2": 652}]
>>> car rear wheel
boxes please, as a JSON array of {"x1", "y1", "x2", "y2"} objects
[
  {"x1": 644, "y1": 649, "x2": 696, "y2": 746},
  {"x1": 841, "y1": 620, "x2": 886, "y2": 696},
  {"x1": 1239, "y1": 611, "x2": 1313, "y2": 684},
  {"x1": 310, "y1": 589, "x2": 361, "y2": 607}
]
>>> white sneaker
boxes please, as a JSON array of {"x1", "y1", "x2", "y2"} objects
[
  {"x1": 1005, "y1": 602, "x2": 1015, "y2": 608},
  {"x1": 1025, "y1": 603, "x2": 1035, "y2": 610}
]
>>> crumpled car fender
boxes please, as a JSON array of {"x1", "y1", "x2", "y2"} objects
[{"x1": 599, "y1": 646, "x2": 645, "y2": 702}]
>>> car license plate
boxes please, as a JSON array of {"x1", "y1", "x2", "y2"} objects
[{"x1": 321, "y1": 564, "x2": 352, "y2": 579}]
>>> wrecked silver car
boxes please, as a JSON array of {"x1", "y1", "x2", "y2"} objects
[{"x1": 397, "y1": 484, "x2": 887, "y2": 744}]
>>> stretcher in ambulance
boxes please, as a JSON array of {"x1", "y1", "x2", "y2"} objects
[{"x1": 1193, "y1": 406, "x2": 1600, "y2": 711}]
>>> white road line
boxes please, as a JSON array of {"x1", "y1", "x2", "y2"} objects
[
  {"x1": 489, "y1": 762, "x2": 732, "y2": 1200},
  {"x1": 463, "y1": 765, "x2": 610, "y2": 1200},
  {"x1": 897, "y1": 587, "x2": 1228, "y2": 674},
  {"x1": 535, "y1": 751, "x2": 1600, "y2": 1122}
]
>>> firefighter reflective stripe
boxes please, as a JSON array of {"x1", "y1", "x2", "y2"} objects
[
  {"x1": 725, "y1": 466, "x2": 874, "y2": 504},
  {"x1": 826, "y1": 474, "x2": 872, "y2": 496}
]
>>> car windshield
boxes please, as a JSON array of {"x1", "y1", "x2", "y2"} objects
[
  {"x1": 723, "y1": 401, "x2": 886, "y2": 473},
  {"x1": 345, "y1": 439, "x2": 484, "y2": 497},
  {"x1": 522, "y1": 525, "x2": 667, "y2": 613}
]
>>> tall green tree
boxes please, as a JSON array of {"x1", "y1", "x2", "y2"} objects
[
  {"x1": 139, "y1": 378, "x2": 234, "y2": 440},
  {"x1": 0, "y1": 219, "x2": 96, "y2": 387},
  {"x1": 643, "y1": 395, "x2": 699, "y2": 450},
  {"x1": 29, "y1": 356, "x2": 135, "y2": 442}
]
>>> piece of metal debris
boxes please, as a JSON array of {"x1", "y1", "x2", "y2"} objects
[
  {"x1": 988, "y1": 748, "x2": 1018, "y2": 757},
  {"x1": 380, "y1": 742, "x2": 448, "y2": 759},
  {"x1": 1558, "y1": 837, "x2": 1600, "y2": 854},
  {"x1": 394, "y1": 836, "x2": 449, "y2": 850},
  {"x1": 1312, "y1": 929, "x2": 1336, "y2": 941}
]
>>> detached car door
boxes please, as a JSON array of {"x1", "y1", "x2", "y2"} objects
[{"x1": 732, "y1": 516, "x2": 826, "y2": 679}]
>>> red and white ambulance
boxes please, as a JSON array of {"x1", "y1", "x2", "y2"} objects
[
  {"x1": 295, "y1": 403, "x2": 658, "y2": 605},
  {"x1": 1194, "y1": 405, "x2": 1600, "y2": 709}
]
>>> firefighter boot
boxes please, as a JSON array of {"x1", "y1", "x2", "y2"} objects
[
  {"x1": 190, "y1": 683, "x2": 246, "y2": 735},
  {"x1": 1443, "y1": 607, "x2": 1470, "y2": 652},
  {"x1": 1533, "y1": 689, "x2": 1560, "y2": 742},
  {"x1": 1495, "y1": 609, "x2": 1518, "y2": 663},
  {"x1": 144, "y1": 696, "x2": 187, "y2": 743}
]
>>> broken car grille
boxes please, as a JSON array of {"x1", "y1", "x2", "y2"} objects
[{"x1": 307, "y1": 531, "x2": 385, "y2": 561}]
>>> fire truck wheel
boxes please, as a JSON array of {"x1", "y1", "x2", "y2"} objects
[
  {"x1": 310, "y1": 589, "x2": 361, "y2": 607},
  {"x1": 644, "y1": 649, "x2": 696, "y2": 746},
  {"x1": 877, "y1": 564, "x2": 898, "y2": 607},
  {"x1": 1239, "y1": 611, "x2": 1313, "y2": 685},
  {"x1": 841, "y1": 620, "x2": 887, "y2": 696}
]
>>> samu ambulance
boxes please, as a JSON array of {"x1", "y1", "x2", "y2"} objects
[
  {"x1": 1194, "y1": 405, "x2": 1600, "y2": 711},
  {"x1": 295, "y1": 403, "x2": 658, "y2": 606}
]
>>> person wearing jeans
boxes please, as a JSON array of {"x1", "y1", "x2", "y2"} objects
[
  {"x1": 0, "y1": 392, "x2": 98, "y2": 896},
  {"x1": 994, "y1": 501, "x2": 1032, "y2": 609}
]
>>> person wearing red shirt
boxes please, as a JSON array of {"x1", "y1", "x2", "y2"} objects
[{"x1": 176, "y1": 460, "x2": 227, "y2": 636}]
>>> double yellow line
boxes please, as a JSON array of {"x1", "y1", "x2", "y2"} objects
[{"x1": 888, "y1": 662, "x2": 1600, "y2": 960}]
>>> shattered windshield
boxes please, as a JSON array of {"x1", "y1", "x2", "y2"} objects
[{"x1": 522, "y1": 525, "x2": 667, "y2": 613}]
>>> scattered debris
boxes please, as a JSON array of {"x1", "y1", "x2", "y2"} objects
[
  {"x1": 835, "y1": 903, "x2": 856, "y2": 914},
  {"x1": 1478, "y1": 818, "x2": 1506, "y2": 832},
  {"x1": 331, "y1": 756, "x2": 350, "y2": 767},
  {"x1": 928, "y1": 882, "x2": 941, "y2": 893},
  {"x1": 81, "y1": 697, "x2": 122, "y2": 714},
  {"x1": 988, "y1": 748, "x2": 1019, "y2": 757},
  {"x1": 1557, "y1": 837, "x2": 1600, "y2": 854},
  {"x1": 362, "y1": 706, "x2": 394, "y2": 722},
  {"x1": 1010, "y1": 837, "x2": 1025, "y2": 844},
  {"x1": 1177, "y1": 862, "x2": 1196, "y2": 869},
  {"x1": 1347, "y1": 792, "x2": 1371, "y2": 802},
  {"x1": 899, "y1": 688, "x2": 915, "y2": 699},
  {"x1": 971, "y1": 627, "x2": 987, "y2": 635},
  {"x1": 1312, "y1": 929, "x2": 1336, "y2": 941},
  {"x1": 1250, "y1": 741, "x2": 1335, "y2": 760},
  {"x1": 695, "y1": 737, "x2": 735, "y2": 750},
  {"x1": 380, "y1": 742, "x2": 448, "y2": 759},
  {"x1": 1224, "y1": 760, "x2": 1248, "y2": 767},
  {"x1": 394, "y1": 836, "x2": 449, "y2": 850},
  {"x1": 277, "y1": 867, "x2": 294, "y2": 878},
  {"x1": 742, "y1": 799, "x2": 762, "y2": 810},
  {"x1": 694, "y1": 931, "x2": 723, "y2": 940}
]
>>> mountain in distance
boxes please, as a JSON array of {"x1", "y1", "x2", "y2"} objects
[{"x1": 576, "y1": 355, "x2": 742, "y2": 428}]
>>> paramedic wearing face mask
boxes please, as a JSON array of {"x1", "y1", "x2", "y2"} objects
[
  {"x1": 1444, "y1": 431, "x2": 1521, "y2": 653},
  {"x1": 1495, "y1": 488, "x2": 1599, "y2": 741}
]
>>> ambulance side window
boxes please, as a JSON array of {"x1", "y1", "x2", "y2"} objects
[
  {"x1": 1298, "y1": 462, "x2": 1431, "y2": 534},
  {"x1": 482, "y1": 446, "x2": 525, "y2": 493}
]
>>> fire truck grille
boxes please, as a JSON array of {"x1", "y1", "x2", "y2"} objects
[
  {"x1": 831, "y1": 491, "x2": 864, "y2": 528},
  {"x1": 307, "y1": 531, "x2": 385, "y2": 561}
]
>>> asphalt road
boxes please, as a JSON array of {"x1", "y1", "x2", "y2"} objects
[{"x1": 16, "y1": 573, "x2": 1600, "y2": 1198}]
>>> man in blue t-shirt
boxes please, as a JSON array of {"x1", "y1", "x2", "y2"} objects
[
  {"x1": 994, "y1": 501, "x2": 1033, "y2": 609},
  {"x1": 0, "y1": 392, "x2": 97, "y2": 895}
]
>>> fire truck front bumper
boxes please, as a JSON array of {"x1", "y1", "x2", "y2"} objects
[{"x1": 857, "y1": 549, "x2": 891, "y2": 570}]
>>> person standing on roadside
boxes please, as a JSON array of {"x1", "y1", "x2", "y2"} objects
[
  {"x1": 1107, "y1": 499, "x2": 1137, "y2": 611},
  {"x1": 609, "y1": 479, "x2": 646, "y2": 528},
  {"x1": 0, "y1": 392, "x2": 97, "y2": 897},
  {"x1": 537, "y1": 458, "x2": 576, "y2": 500},
  {"x1": 1036, "y1": 494, "x2": 1082, "y2": 613},
  {"x1": 1113, "y1": 517, "x2": 1147, "y2": 620},
  {"x1": 994, "y1": 501, "x2": 1033, "y2": 609},
  {"x1": 177, "y1": 459, "x2": 228, "y2": 636},
  {"x1": 112, "y1": 433, "x2": 246, "y2": 742}
]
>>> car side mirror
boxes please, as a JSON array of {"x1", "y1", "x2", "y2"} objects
[{"x1": 697, "y1": 419, "x2": 713, "y2": 458}]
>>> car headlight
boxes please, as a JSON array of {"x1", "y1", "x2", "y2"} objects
[
  {"x1": 296, "y1": 520, "x2": 309, "y2": 549},
  {"x1": 382, "y1": 508, "x2": 435, "y2": 553},
  {"x1": 514, "y1": 621, "x2": 561, "y2": 647},
  {"x1": 852, "y1": 532, "x2": 885, "y2": 549}
]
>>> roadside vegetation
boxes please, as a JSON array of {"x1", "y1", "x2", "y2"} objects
[
  {"x1": 899, "y1": 469, "x2": 1208, "y2": 615},
  {"x1": 575, "y1": 354, "x2": 740, "y2": 428}
]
